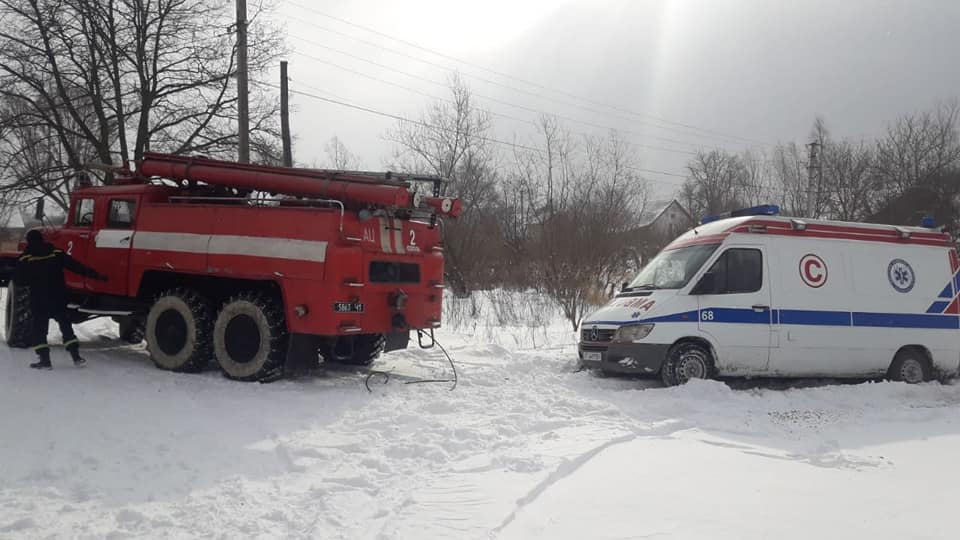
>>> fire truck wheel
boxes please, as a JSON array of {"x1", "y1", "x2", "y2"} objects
[
  {"x1": 661, "y1": 341, "x2": 715, "y2": 387},
  {"x1": 146, "y1": 289, "x2": 214, "y2": 372},
  {"x1": 4, "y1": 282, "x2": 33, "y2": 348},
  {"x1": 887, "y1": 347, "x2": 933, "y2": 384},
  {"x1": 329, "y1": 334, "x2": 386, "y2": 366},
  {"x1": 213, "y1": 292, "x2": 287, "y2": 381}
]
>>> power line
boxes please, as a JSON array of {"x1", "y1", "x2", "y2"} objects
[
  {"x1": 286, "y1": 46, "x2": 775, "y2": 169},
  {"x1": 286, "y1": 29, "x2": 720, "y2": 149},
  {"x1": 280, "y1": 3, "x2": 771, "y2": 148},
  {"x1": 288, "y1": 45, "x2": 701, "y2": 157},
  {"x1": 260, "y1": 80, "x2": 692, "y2": 184}
]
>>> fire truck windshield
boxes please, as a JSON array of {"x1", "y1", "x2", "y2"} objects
[{"x1": 625, "y1": 243, "x2": 720, "y2": 291}]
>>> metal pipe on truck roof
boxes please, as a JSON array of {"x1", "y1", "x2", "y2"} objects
[
  {"x1": 139, "y1": 153, "x2": 412, "y2": 208},
  {"x1": 422, "y1": 196, "x2": 464, "y2": 218}
]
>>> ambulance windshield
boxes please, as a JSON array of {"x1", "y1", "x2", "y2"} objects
[{"x1": 626, "y1": 243, "x2": 720, "y2": 290}]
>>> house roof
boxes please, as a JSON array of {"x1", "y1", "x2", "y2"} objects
[{"x1": 638, "y1": 199, "x2": 693, "y2": 227}]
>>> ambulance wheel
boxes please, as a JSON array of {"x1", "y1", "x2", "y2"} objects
[
  {"x1": 887, "y1": 348, "x2": 933, "y2": 384},
  {"x1": 213, "y1": 292, "x2": 287, "y2": 382},
  {"x1": 4, "y1": 282, "x2": 33, "y2": 348},
  {"x1": 661, "y1": 342, "x2": 715, "y2": 386},
  {"x1": 328, "y1": 334, "x2": 386, "y2": 366},
  {"x1": 146, "y1": 288, "x2": 214, "y2": 372}
]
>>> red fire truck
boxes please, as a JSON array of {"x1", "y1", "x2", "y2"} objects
[{"x1": 0, "y1": 153, "x2": 462, "y2": 381}]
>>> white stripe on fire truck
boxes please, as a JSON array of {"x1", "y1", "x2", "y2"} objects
[
  {"x1": 378, "y1": 217, "x2": 392, "y2": 254},
  {"x1": 392, "y1": 218, "x2": 405, "y2": 254},
  {"x1": 131, "y1": 232, "x2": 327, "y2": 263},
  {"x1": 95, "y1": 229, "x2": 134, "y2": 249},
  {"x1": 133, "y1": 231, "x2": 210, "y2": 253}
]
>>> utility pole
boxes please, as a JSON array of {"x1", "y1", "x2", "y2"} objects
[
  {"x1": 280, "y1": 61, "x2": 292, "y2": 167},
  {"x1": 236, "y1": 0, "x2": 250, "y2": 163},
  {"x1": 806, "y1": 141, "x2": 820, "y2": 218}
]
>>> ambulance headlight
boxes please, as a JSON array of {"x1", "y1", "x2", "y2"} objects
[{"x1": 613, "y1": 323, "x2": 655, "y2": 342}]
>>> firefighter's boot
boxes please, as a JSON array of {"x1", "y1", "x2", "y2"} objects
[
  {"x1": 30, "y1": 348, "x2": 52, "y2": 370},
  {"x1": 67, "y1": 341, "x2": 86, "y2": 367}
]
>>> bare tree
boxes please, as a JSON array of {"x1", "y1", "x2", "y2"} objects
[
  {"x1": 0, "y1": 0, "x2": 284, "y2": 206},
  {"x1": 385, "y1": 75, "x2": 501, "y2": 296},
  {"x1": 769, "y1": 142, "x2": 808, "y2": 217},
  {"x1": 515, "y1": 118, "x2": 650, "y2": 330},
  {"x1": 324, "y1": 136, "x2": 361, "y2": 170},
  {"x1": 821, "y1": 140, "x2": 878, "y2": 221},
  {"x1": 740, "y1": 148, "x2": 773, "y2": 207},
  {"x1": 874, "y1": 101, "x2": 960, "y2": 196},
  {"x1": 680, "y1": 149, "x2": 749, "y2": 218}
]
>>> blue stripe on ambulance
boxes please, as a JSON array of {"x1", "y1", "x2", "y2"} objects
[
  {"x1": 926, "y1": 270, "x2": 960, "y2": 313},
  {"x1": 778, "y1": 309, "x2": 851, "y2": 326},
  {"x1": 938, "y1": 283, "x2": 953, "y2": 299},
  {"x1": 851, "y1": 312, "x2": 959, "y2": 329},
  {"x1": 588, "y1": 308, "x2": 960, "y2": 330}
]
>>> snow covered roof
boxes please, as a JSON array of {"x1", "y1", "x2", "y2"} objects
[{"x1": 637, "y1": 199, "x2": 693, "y2": 227}]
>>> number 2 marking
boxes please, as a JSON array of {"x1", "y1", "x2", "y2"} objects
[
  {"x1": 409, "y1": 229, "x2": 417, "y2": 247},
  {"x1": 66, "y1": 241, "x2": 74, "y2": 255}
]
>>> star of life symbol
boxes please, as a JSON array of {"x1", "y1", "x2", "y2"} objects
[{"x1": 888, "y1": 259, "x2": 915, "y2": 293}]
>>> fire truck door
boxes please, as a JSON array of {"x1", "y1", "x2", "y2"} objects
[
  {"x1": 87, "y1": 198, "x2": 137, "y2": 295},
  {"x1": 58, "y1": 197, "x2": 96, "y2": 290}
]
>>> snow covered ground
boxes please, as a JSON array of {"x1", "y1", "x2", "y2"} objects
[{"x1": 1, "y1": 289, "x2": 959, "y2": 539}]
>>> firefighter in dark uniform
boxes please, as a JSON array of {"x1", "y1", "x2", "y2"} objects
[{"x1": 14, "y1": 230, "x2": 107, "y2": 370}]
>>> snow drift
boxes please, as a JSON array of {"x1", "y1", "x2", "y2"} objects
[{"x1": 1, "y1": 289, "x2": 958, "y2": 539}]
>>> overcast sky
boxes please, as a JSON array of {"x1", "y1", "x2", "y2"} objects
[{"x1": 273, "y1": 0, "x2": 960, "y2": 199}]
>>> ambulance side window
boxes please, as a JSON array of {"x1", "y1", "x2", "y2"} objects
[{"x1": 701, "y1": 248, "x2": 763, "y2": 294}]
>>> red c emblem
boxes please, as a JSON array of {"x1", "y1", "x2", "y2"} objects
[{"x1": 799, "y1": 254, "x2": 827, "y2": 288}]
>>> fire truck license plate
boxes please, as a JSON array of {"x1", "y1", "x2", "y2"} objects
[{"x1": 334, "y1": 302, "x2": 364, "y2": 313}]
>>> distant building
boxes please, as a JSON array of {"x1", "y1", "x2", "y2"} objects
[
  {"x1": 609, "y1": 199, "x2": 696, "y2": 289},
  {"x1": 637, "y1": 199, "x2": 695, "y2": 239}
]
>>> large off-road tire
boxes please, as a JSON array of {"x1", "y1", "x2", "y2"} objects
[
  {"x1": 145, "y1": 288, "x2": 213, "y2": 372},
  {"x1": 661, "y1": 341, "x2": 715, "y2": 386},
  {"x1": 213, "y1": 292, "x2": 287, "y2": 381},
  {"x1": 887, "y1": 347, "x2": 933, "y2": 384},
  {"x1": 328, "y1": 334, "x2": 386, "y2": 367},
  {"x1": 4, "y1": 282, "x2": 33, "y2": 348}
]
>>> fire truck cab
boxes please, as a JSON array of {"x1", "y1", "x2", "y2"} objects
[{"x1": 579, "y1": 205, "x2": 960, "y2": 386}]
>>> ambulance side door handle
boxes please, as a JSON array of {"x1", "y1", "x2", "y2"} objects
[{"x1": 752, "y1": 304, "x2": 769, "y2": 313}]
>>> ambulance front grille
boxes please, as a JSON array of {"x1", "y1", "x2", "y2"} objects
[{"x1": 581, "y1": 328, "x2": 616, "y2": 343}]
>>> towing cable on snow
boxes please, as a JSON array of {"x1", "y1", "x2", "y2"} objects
[{"x1": 365, "y1": 330, "x2": 458, "y2": 392}]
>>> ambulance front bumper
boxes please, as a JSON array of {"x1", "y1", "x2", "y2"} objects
[{"x1": 578, "y1": 342, "x2": 670, "y2": 375}]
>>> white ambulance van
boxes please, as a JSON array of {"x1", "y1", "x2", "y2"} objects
[{"x1": 579, "y1": 205, "x2": 960, "y2": 386}]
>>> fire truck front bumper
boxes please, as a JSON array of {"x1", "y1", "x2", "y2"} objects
[{"x1": 578, "y1": 342, "x2": 670, "y2": 375}]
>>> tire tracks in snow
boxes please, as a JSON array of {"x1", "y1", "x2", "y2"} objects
[{"x1": 491, "y1": 431, "x2": 640, "y2": 535}]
